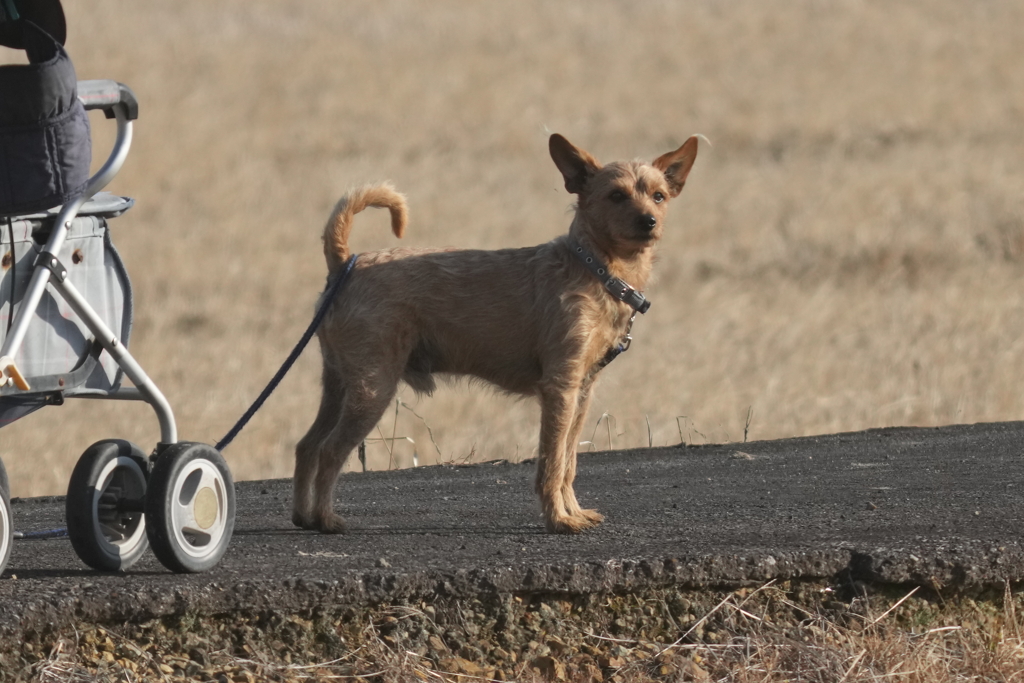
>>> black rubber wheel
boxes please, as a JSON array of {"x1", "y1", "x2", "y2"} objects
[
  {"x1": 66, "y1": 440, "x2": 150, "y2": 571},
  {"x1": 145, "y1": 442, "x2": 234, "y2": 573},
  {"x1": 0, "y1": 458, "x2": 12, "y2": 576}
]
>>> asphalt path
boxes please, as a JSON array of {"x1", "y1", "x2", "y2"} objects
[{"x1": 2, "y1": 421, "x2": 1024, "y2": 641}]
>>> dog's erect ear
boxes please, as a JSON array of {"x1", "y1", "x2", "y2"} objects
[
  {"x1": 549, "y1": 134, "x2": 602, "y2": 195},
  {"x1": 653, "y1": 136, "x2": 699, "y2": 197}
]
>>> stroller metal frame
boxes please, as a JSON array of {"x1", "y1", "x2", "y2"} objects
[{"x1": 0, "y1": 81, "x2": 235, "y2": 575}]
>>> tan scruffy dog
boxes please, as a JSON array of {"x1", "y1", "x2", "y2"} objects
[{"x1": 293, "y1": 134, "x2": 698, "y2": 534}]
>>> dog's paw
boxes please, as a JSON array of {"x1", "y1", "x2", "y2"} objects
[
  {"x1": 292, "y1": 510, "x2": 314, "y2": 530},
  {"x1": 545, "y1": 513, "x2": 597, "y2": 534},
  {"x1": 315, "y1": 513, "x2": 348, "y2": 534},
  {"x1": 578, "y1": 508, "x2": 605, "y2": 526}
]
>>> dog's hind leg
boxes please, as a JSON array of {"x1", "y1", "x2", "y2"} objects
[
  {"x1": 310, "y1": 372, "x2": 401, "y2": 533},
  {"x1": 293, "y1": 359, "x2": 345, "y2": 529},
  {"x1": 560, "y1": 376, "x2": 604, "y2": 528}
]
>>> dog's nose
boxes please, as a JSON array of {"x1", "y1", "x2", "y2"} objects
[{"x1": 639, "y1": 214, "x2": 657, "y2": 231}]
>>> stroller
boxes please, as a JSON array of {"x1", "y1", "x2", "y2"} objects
[{"x1": 0, "y1": 0, "x2": 234, "y2": 574}]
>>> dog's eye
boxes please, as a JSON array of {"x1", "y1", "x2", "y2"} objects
[
  {"x1": 609, "y1": 190, "x2": 627, "y2": 203},
  {"x1": 653, "y1": 192, "x2": 665, "y2": 204}
]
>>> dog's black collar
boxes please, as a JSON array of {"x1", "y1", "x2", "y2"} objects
[
  {"x1": 568, "y1": 238, "x2": 649, "y2": 367},
  {"x1": 568, "y1": 239, "x2": 651, "y2": 314}
]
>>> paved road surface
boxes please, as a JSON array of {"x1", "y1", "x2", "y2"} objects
[{"x1": 2, "y1": 421, "x2": 1023, "y2": 641}]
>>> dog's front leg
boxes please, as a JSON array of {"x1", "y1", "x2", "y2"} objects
[
  {"x1": 536, "y1": 377, "x2": 594, "y2": 534},
  {"x1": 560, "y1": 375, "x2": 604, "y2": 528}
]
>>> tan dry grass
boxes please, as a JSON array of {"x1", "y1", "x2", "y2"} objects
[{"x1": 3, "y1": 0, "x2": 1023, "y2": 495}]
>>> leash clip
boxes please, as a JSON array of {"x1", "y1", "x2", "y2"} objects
[{"x1": 619, "y1": 333, "x2": 632, "y2": 354}]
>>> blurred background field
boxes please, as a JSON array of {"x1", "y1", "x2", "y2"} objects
[{"x1": 2, "y1": 0, "x2": 1023, "y2": 496}]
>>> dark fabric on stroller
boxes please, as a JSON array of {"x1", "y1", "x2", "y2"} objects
[
  {"x1": 0, "y1": 19, "x2": 90, "y2": 216},
  {"x1": 0, "y1": 0, "x2": 67, "y2": 49}
]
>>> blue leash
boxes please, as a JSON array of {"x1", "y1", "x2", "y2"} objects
[
  {"x1": 215, "y1": 254, "x2": 359, "y2": 452},
  {"x1": 13, "y1": 528, "x2": 67, "y2": 540}
]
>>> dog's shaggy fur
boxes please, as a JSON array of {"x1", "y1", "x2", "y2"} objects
[{"x1": 293, "y1": 134, "x2": 698, "y2": 534}]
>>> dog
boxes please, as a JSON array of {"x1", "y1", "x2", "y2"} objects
[{"x1": 292, "y1": 134, "x2": 698, "y2": 534}]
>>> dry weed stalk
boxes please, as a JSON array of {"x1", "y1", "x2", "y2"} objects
[
  {"x1": 667, "y1": 583, "x2": 1024, "y2": 683},
  {"x1": 359, "y1": 395, "x2": 446, "y2": 470}
]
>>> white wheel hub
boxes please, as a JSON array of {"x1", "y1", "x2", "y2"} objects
[{"x1": 169, "y1": 460, "x2": 229, "y2": 558}]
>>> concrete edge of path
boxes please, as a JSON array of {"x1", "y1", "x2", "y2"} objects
[{"x1": 4, "y1": 541, "x2": 1021, "y2": 646}]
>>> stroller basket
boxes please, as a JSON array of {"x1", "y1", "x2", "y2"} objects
[{"x1": 1, "y1": 193, "x2": 135, "y2": 425}]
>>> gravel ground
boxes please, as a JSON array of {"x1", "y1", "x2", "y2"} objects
[{"x1": 5, "y1": 578, "x2": 1019, "y2": 682}]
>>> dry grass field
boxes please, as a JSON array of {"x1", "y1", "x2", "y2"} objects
[{"x1": 3, "y1": 0, "x2": 1023, "y2": 497}]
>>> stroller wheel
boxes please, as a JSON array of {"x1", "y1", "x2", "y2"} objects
[
  {"x1": 0, "y1": 459, "x2": 12, "y2": 576},
  {"x1": 145, "y1": 443, "x2": 234, "y2": 573},
  {"x1": 66, "y1": 440, "x2": 150, "y2": 571}
]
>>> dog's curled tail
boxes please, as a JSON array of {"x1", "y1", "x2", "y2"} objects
[{"x1": 323, "y1": 182, "x2": 408, "y2": 270}]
